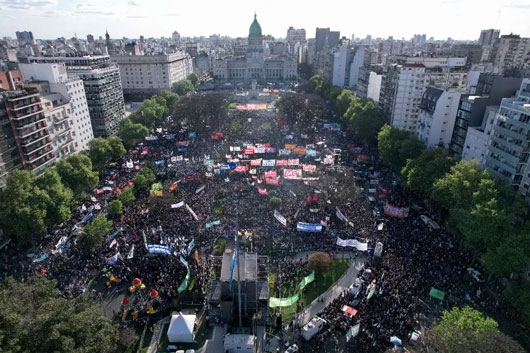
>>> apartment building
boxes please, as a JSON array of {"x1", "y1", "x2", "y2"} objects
[
  {"x1": 494, "y1": 34, "x2": 530, "y2": 74},
  {"x1": 485, "y1": 79, "x2": 530, "y2": 200},
  {"x1": 0, "y1": 88, "x2": 55, "y2": 184},
  {"x1": 19, "y1": 62, "x2": 94, "y2": 151},
  {"x1": 111, "y1": 51, "x2": 193, "y2": 101},
  {"x1": 27, "y1": 56, "x2": 125, "y2": 137},
  {"x1": 416, "y1": 87, "x2": 461, "y2": 148}
]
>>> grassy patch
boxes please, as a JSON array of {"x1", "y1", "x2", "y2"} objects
[
  {"x1": 279, "y1": 259, "x2": 349, "y2": 320},
  {"x1": 212, "y1": 238, "x2": 227, "y2": 256}
]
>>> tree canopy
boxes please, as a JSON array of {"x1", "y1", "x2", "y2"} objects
[
  {"x1": 172, "y1": 79, "x2": 195, "y2": 96},
  {"x1": 187, "y1": 73, "x2": 199, "y2": 86},
  {"x1": 133, "y1": 167, "x2": 155, "y2": 189},
  {"x1": 343, "y1": 99, "x2": 385, "y2": 143},
  {"x1": 117, "y1": 186, "x2": 135, "y2": 205},
  {"x1": 401, "y1": 148, "x2": 454, "y2": 195},
  {"x1": 377, "y1": 124, "x2": 425, "y2": 170},
  {"x1": 118, "y1": 118, "x2": 149, "y2": 148},
  {"x1": 57, "y1": 154, "x2": 99, "y2": 197},
  {"x1": 427, "y1": 306, "x2": 525, "y2": 353},
  {"x1": 171, "y1": 94, "x2": 227, "y2": 134},
  {"x1": 0, "y1": 276, "x2": 120, "y2": 353},
  {"x1": 80, "y1": 214, "x2": 112, "y2": 249},
  {"x1": 87, "y1": 137, "x2": 126, "y2": 171}
]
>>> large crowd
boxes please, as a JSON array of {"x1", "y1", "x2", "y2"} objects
[{"x1": 0, "y1": 95, "x2": 498, "y2": 352}]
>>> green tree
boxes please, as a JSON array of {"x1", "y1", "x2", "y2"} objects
[
  {"x1": 269, "y1": 197, "x2": 282, "y2": 208},
  {"x1": 171, "y1": 94, "x2": 227, "y2": 134},
  {"x1": 187, "y1": 73, "x2": 199, "y2": 86},
  {"x1": 35, "y1": 169, "x2": 74, "y2": 228},
  {"x1": 107, "y1": 136, "x2": 126, "y2": 160},
  {"x1": 172, "y1": 79, "x2": 194, "y2": 96},
  {"x1": 81, "y1": 214, "x2": 112, "y2": 249},
  {"x1": 335, "y1": 89, "x2": 355, "y2": 118},
  {"x1": 0, "y1": 171, "x2": 50, "y2": 245},
  {"x1": 133, "y1": 167, "x2": 155, "y2": 189},
  {"x1": 482, "y1": 227, "x2": 530, "y2": 276},
  {"x1": 309, "y1": 75, "x2": 323, "y2": 93},
  {"x1": 130, "y1": 98, "x2": 165, "y2": 128},
  {"x1": 0, "y1": 276, "x2": 120, "y2": 353},
  {"x1": 345, "y1": 100, "x2": 385, "y2": 143},
  {"x1": 377, "y1": 124, "x2": 425, "y2": 170},
  {"x1": 57, "y1": 154, "x2": 99, "y2": 197},
  {"x1": 118, "y1": 118, "x2": 149, "y2": 147},
  {"x1": 109, "y1": 200, "x2": 123, "y2": 216},
  {"x1": 157, "y1": 90, "x2": 179, "y2": 114},
  {"x1": 87, "y1": 137, "x2": 111, "y2": 171},
  {"x1": 401, "y1": 148, "x2": 454, "y2": 195},
  {"x1": 428, "y1": 306, "x2": 524, "y2": 353},
  {"x1": 118, "y1": 186, "x2": 135, "y2": 205}
]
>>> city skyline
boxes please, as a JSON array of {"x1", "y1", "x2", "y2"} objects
[{"x1": 1, "y1": 0, "x2": 530, "y2": 41}]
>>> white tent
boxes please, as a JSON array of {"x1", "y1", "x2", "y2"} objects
[{"x1": 168, "y1": 314, "x2": 196, "y2": 343}]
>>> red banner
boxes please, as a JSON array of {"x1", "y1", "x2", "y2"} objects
[
  {"x1": 264, "y1": 170, "x2": 278, "y2": 178},
  {"x1": 288, "y1": 159, "x2": 299, "y2": 166},
  {"x1": 283, "y1": 169, "x2": 302, "y2": 180},
  {"x1": 244, "y1": 147, "x2": 255, "y2": 155},
  {"x1": 276, "y1": 160, "x2": 288, "y2": 166}
]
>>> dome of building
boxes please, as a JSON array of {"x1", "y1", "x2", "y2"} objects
[{"x1": 249, "y1": 14, "x2": 262, "y2": 37}]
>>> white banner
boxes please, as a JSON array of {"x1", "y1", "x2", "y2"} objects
[
  {"x1": 336, "y1": 207, "x2": 349, "y2": 223},
  {"x1": 186, "y1": 204, "x2": 199, "y2": 221},
  {"x1": 303, "y1": 164, "x2": 316, "y2": 172},
  {"x1": 262, "y1": 159, "x2": 276, "y2": 167},
  {"x1": 171, "y1": 201, "x2": 185, "y2": 209},
  {"x1": 283, "y1": 169, "x2": 302, "y2": 180},
  {"x1": 274, "y1": 210, "x2": 287, "y2": 226},
  {"x1": 278, "y1": 149, "x2": 291, "y2": 155},
  {"x1": 195, "y1": 185, "x2": 206, "y2": 194},
  {"x1": 287, "y1": 159, "x2": 299, "y2": 166},
  {"x1": 127, "y1": 245, "x2": 135, "y2": 259},
  {"x1": 336, "y1": 237, "x2": 368, "y2": 251}
]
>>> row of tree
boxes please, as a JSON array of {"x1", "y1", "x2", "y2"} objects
[
  {"x1": 376, "y1": 124, "x2": 530, "y2": 327},
  {"x1": 309, "y1": 75, "x2": 385, "y2": 143}
]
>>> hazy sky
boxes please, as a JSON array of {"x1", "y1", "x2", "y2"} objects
[{"x1": 1, "y1": 0, "x2": 529, "y2": 40}]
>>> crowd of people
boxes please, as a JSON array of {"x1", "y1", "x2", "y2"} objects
[{"x1": 0, "y1": 94, "x2": 498, "y2": 352}]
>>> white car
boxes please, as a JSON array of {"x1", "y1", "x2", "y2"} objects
[
  {"x1": 285, "y1": 344, "x2": 299, "y2": 353},
  {"x1": 349, "y1": 278, "x2": 363, "y2": 298}
]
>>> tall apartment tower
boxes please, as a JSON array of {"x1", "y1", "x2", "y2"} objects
[
  {"x1": 0, "y1": 88, "x2": 55, "y2": 185},
  {"x1": 28, "y1": 56, "x2": 126, "y2": 137},
  {"x1": 485, "y1": 79, "x2": 530, "y2": 201},
  {"x1": 19, "y1": 62, "x2": 94, "y2": 151},
  {"x1": 494, "y1": 34, "x2": 530, "y2": 74},
  {"x1": 478, "y1": 29, "x2": 500, "y2": 46}
]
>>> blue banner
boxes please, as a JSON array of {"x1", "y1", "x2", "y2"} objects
[
  {"x1": 187, "y1": 239, "x2": 195, "y2": 255},
  {"x1": 179, "y1": 255, "x2": 189, "y2": 269},
  {"x1": 177, "y1": 147, "x2": 187, "y2": 152},
  {"x1": 155, "y1": 160, "x2": 165, "y2": 166},
  {"x1": 165, "y1": 134, "x2": 176, "y2": 140},
  {"x1": 306, "y1": 149, "x2": 317, "y2": 157},
  {"x1": 188, "y1": 131, "x2": 196, "y2": 138},
  {"x1": 106, "y1": 227, "x2": 123, "y2": 241},
  {"x1": 32, "y1": 254, "x2": 48, "y2": 263},
  {"x1": 146, "y1": 244, "x2": 172, "y2": 255},
  {"x1": 296, "y1": 222, "x2": 323, "y2": 232}
]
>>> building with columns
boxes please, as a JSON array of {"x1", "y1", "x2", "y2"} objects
[{"x1": 213, "y1": 15, "x2": 297, "y2": 85}]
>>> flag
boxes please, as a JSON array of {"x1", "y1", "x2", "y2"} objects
[
  {"x1": 258, "y1": 187, "x2": 268, "y2": 195},
  {"x1": 127, "y1": 245, "x2": 135, "y2": 259},
  {"x1": 179, "y1": 255, "x2": 189, "y2": 269},
  {"x1": 107, "y1": 252, "x2": 120, "y2": 265}
]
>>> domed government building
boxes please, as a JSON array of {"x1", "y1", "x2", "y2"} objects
[{"x1": 213, "y1": 14, "x2": 298, "y2": 85}]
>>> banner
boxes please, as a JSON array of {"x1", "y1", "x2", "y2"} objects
[
  {"x1": 342, "y1": 305, "x2": 358, "y2": 316},
  {"x1": 176, "y1": 140, "x2": 190, "y2": 147},
  {"x1": 269, "y1": 294, "x2": 299, "y2": 308},
  {"x1": 106, "y1": 227, "x2": 123, "y2": 241},
  {"x1": 178, "y1": 268, "x2": 191, "y2": 294},
  {"x1": 265, "y1": 170, "x2": 278, "y2": 178},
  {"x1": 284, "y1": 169, "x2": 302, "y2": 180},
  {"x1": 306, "y1": 149, "x2": 317, "y2": 157},
  {"x1": 107, "y1": 252, "x2": 120, "y2": 265},
  {"x1": 297, "y1": 222, "x2": 322, "y2": 232},
  {"x1": 150, "y1": 183, "x2": 163, "y2": 197},
  {"x1": 205, "y1": 220, "x2": 221, "y2": 229},
  {"x1": 179, "y1": 255, "x2": 189, "y2": 269},
  {"x1": 324, "y1": 155, "x2": 335, "y2": 165},
  {"x1": 276, "y1": 159, "x2": 288, "y2": 166},
  {"x1": 244, "y1": 147, "x2": 255, "y2": 155},
  {"x1": 195, "y1": 185, "x2": 206, "y2": 194},
  {"x1": 186, "y1": 204, "x2": 199, "y2": 221},
  {"x1": 299, "y1": 271, "x2": 315, "y2": 290},
  {"x1": 265, "y1": 147, "x2": 277, "y2": 153},
  {"x1": 171, "y1": 201, "x2": 185, "y2": 209},
  {"x1": 32, "y1": 254, "x2": 48, "y2": 263},
  {"x1": 274, "y1": 210, "x2": 287, "y2": 226},
  {"x1": 187, "y1": 239, "x2": 195, "y2": 256},
  {"x1": 251, "y1": 159, "x2": 262, "y2": 167},
  {"x1": 146, "y1": 244, "x2": 172, "y2": 255},
  {"x1": 429, "y1": 288, "x2": 445, "y2": 301},
  {"x1": 262, "y1": 159, "x2": 276, "y2": 167},
  {"x1": 278, "y1": 149, "x2": 291, "y2": 156},
  {"x1": 336, "y1": 208, "x2": 349, "y2": 223},
  {"x1": 287, "y1": 159, "x2": 299, "y2": 166},
  {"x1": 336, "y1": 237, "x2": 368, "y2": 251},
  {"x1": 294, "y1": 147, "x2": 307, "y2": 156},
  {"x1": 284, "y1": 144, "x2": 297, "y2": 150},
  {"x1": 127, "y1": 245, "x2": 135, "y2": 259},
  {"x1": 233, "y1": 165, "x2": 248, "y2": 173},
  {"x1": 230, "y1": 146, "x2": 241, "y2": 152},
  {"x1": 265, "y1": 177, "x2": 279, "y2": 186},
  {"x1": 384, "y1": 203, "x2": 406, "y2": 218},
  {"x1": 346, "y1": 324, "x2": 360, "y2": 342},
  {"x1": 188, "y1": 131, "x2": 196, "y2": 138},
  {"x1": 258, "y1": 187, "x2": 268, "y2": 195},
  {"x1": 303, "y1": 164, "x2": 316, "y2": 172}
]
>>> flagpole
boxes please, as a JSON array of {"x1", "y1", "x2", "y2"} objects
[{"x1": 236, "y1": 212, "x2": 243, "y2": 328}]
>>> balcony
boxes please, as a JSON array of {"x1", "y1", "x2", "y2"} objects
[
  {"x1": 10, "y1": 101, "x2": 41, "y2": 112},
  {"x1": 26, "y1": 145, "x2": 53, "y2": 162},
  {"x1": 20, "y1": 133, "x2": 51, "y2": 148},
  {"x1": 12, "y1": 108, "x2": 44, "y2": 121},
  {"x1": 19, "y1": 124, "x2": 49, "y2": 139},
  {"x1": 25, "y1": 140, "x2": 52, "y2": 156}
]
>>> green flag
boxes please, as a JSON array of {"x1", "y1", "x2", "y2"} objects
[
  {"x1": 429, "y1": 287, "x2": 445, "y2": 300},
  {"x1": 299, "y1": 271, "x2": 315, "y2": 290},
  {"x1": 178, "y1": 268, "x2": 191, "y2": 294}
]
